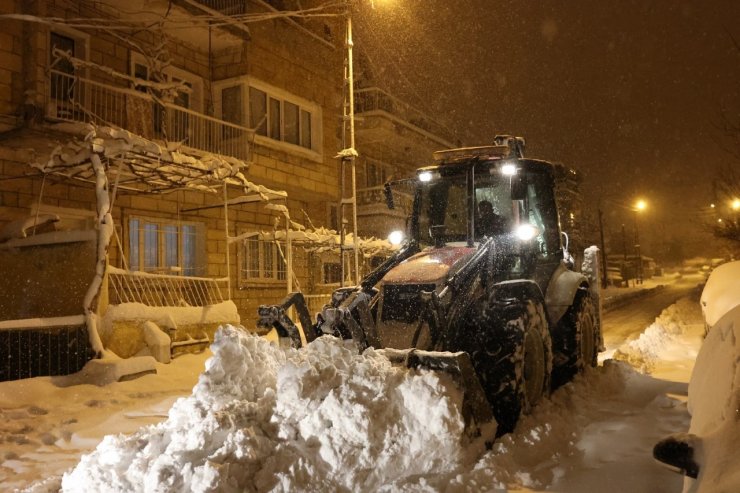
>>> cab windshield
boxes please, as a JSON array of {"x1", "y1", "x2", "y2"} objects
[
  {"x1": 415, "y1": 165, "x2": 560, "y2": 256},
  {"x1": 417, "y1": 170, "x2": 514, "y2": 246}
]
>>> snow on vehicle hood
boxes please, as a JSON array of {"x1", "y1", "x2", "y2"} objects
[
  {"x1": 382, "y1": 245, "x2": 477, "y2": 285},
  {"x1": 700, "y1": 260, "x2": 740, "y2": 327},
  {"x1": 62, "y1": 326, "x2": 480, "y2": 492}
]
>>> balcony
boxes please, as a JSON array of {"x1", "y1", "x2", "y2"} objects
[
  {"x1": 47, "y1": 70, "x2": 253, "y2": 161},
  {"x1": 356, "y1": 186, "x2": 414, "y2": 239},
  {"x1": 191, "y1": 0, "x2": 246, "y2": 15},
  {"x1": 354, "y1": 87, "x2": 454, "y2": 148},
  {"x1": 107, "y1": 267, "x2": 228, "y2": 307}
]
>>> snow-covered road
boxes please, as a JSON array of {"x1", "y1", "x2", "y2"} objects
[
  {"x1": 1, "y1": 282, "x2": 706, "y2": 492},
  {"x1": 602, "y1": 279, "x2": 701, "y2": 352}
]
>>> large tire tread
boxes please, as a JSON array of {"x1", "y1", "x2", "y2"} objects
[
  {"x1": 551, "y1": 290, "x2": 598, "y2": 389},
  {"x1": 470, "y1": 298, "x2": 552, "y2": 436}
]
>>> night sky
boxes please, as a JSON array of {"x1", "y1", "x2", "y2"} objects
[{"x1": 354, "y1": 0, "x2": 740, "y2": 258}]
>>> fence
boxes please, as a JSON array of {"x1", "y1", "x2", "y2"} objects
[
  {"x1": 0, "y1": 317, "x2": 93, "y2": 381},
  {"x1": 48, "y1": 70, "x2": 252, "y2": 160},
  {"x1": 108, "y1": 268, "x2": 228, "y2": 307}
]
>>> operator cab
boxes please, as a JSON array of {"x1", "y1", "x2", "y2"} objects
[{"x1": 411, "y1": 136, "x2": 562, "y2": 264}]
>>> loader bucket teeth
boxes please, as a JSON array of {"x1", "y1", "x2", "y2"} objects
[{"x1": 379, "y1": 348, "x2": 497, "y2": 442}]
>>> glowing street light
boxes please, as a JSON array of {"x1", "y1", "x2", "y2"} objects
[{"x1": 732, "y1": 198, "x2": 740, "y2": 211}]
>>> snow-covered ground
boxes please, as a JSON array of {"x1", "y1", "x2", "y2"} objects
[{"x1": 2, "y1": 287, "x2": 713, "y2": 492}]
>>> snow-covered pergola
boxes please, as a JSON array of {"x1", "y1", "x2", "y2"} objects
[
  {"x1": 31, "y1": 123, "x2": 290, "y2": 354},
  {"x1": 31, "y1": 124, "x2": 397, "y2": 351}
]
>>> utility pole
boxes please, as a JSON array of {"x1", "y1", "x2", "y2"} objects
[{"x1": 338, "y1": 2, "x2": 360, "y2": 287}]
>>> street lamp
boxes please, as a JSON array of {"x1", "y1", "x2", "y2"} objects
[{"x1": 633, "y1": 199, "x2": 647, "y2": 284}]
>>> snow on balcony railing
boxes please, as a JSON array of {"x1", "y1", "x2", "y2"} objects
[
  {"x1": 47, "y1": 70, "x2": 251, "y2": 161},
  {"x1": 107, "y1": 267, "x2": 228, "y2": 307},
  {"x1": 354, "y1": 87, "x2": 454, "y2": 144}
]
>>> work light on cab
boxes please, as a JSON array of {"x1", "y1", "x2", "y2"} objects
[
  {"x1": 515, "y1": 223, "x2": 539, "y2": 241},
  {"x1": 388, "y1": 230, "x2": 405, "y2": 246}
]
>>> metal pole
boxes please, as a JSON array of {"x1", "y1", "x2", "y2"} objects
[
  {"x1": 598, "y1": 207, "x2": 608, "y2": 288},
  {"x1": 634, "y1": 210, "x2": 643, "y2": 285},
  {"x1": 286, "y1": 207, "x2": 292, "y2": 294},
  {"x1": 347, "y1": 11, "x2": 360, "y2": 285},
  {"x1": 223, "y1": 183, "x2": 231, "y2": 299}
]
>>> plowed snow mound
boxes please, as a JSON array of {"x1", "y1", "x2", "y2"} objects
[
  {"x1": 62, "y1": 326, "x2": 472, "y2": 492},
  {"x1": 613, "y1": 297, "x2": 704, "y2": 372}
]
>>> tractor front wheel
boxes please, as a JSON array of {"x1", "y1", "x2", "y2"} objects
[{"x1": 474, "y1": 298, "x2": 552, "y2": 436}]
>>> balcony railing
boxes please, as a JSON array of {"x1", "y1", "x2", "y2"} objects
[
  {"x1": 355, "y1": 87, "x2": 454, "y2": 144},
  {"x1": 107, "y1": 267, "x2": 228, "y2": 307},
  {"x1": 357, "y1": 185, "x2": 414, "y2": 213},
  {"x1": 48, "y1": 70, "x2": 252, "y2": 161},
  {"x1": 192, "y1": 0, "x2": 246, "y2": 15}
]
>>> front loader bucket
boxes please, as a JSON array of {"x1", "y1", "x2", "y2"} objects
[{"x1": 378, "y1": 348, "x2": 497, "y2": 444}]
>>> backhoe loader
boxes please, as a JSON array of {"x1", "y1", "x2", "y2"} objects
[{"x1": 258, "y1": 135, "x2": 602, "y2": 437}]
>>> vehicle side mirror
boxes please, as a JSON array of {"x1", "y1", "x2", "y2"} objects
[
  {"x1": 511, "y1": 175, "x2": 527, "y2": 201},
  {"x1": 384, "y1": 182, "x2": 395, "y2": 210},
  {"x1": 430, "y1": 224, "x2": 447, "y2": 248},
  {"x1": 653, "y1": 433, "x2": 700, "y2": 479}
]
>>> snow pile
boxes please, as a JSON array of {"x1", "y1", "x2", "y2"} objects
[
  {"x1": 61, "y1": 326, "x2": 469, "y2": 492},
  {"x1": 612, "y1": 297, "x2": 703, "y2": 373}
]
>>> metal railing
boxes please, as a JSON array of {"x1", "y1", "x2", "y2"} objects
[
  {"x1": 108, "y1": 267, "x2": 228, "y2": 307},
  {"x1": 302, "y1": 293, "x2": 333, "y2": 317},
  {"x1": 355, "y1": 87, "x2": 454, "y2": 144},
  {"x1": 48, "y1": 70, "x2": 252, "y2": 160},
  {"x1": 357, "y1": 185, "x2": 414, "y2": 212},
  {"x1": 192, "y1": 0, "x2": 246, "y2": 15}
]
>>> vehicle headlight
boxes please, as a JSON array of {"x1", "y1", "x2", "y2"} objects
[
  {"x1": 418, "y1": 171, "x2": 440, "y2": 182},
  {"x1": 388, "y1": 230, "x2": 405, "y2": 245},
  {"x1": 515, "y1": 223, "x2": 539, "y2": 241},
  {"x1": 500, "y1": 162, "x2": 517, "y2": 176}
]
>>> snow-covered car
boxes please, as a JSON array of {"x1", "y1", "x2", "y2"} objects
[{"x1": 653, "y1": 261, "x2": 740, "y2": 492}]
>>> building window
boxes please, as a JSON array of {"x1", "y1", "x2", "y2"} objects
[
  {"x1": 241, "y1": 236, "x2": 287, "y2": 283},
  {"x1": 322, "y1": 262, "x2": 342, "y2": 284},
  {"x1": 221, "y1": 85, "x2": 242, "y2": 125},
  {"x1": 49, "y1": 32, "x2": 76, "y2": 99},
  {"x1": 214, "y1": 78, "x2": 321, "y2": 156},
  {"x1": 248, "y1": 86, "x2": 313, "y2": 150},
  {"x1": 48, "y1": 28, "x2": 88, "y2": 120},
  {"x1": 328, "y1": 203, "x2": 339, "y2": 231},
  {"x1": 365, "y1": 161, "x2": 387, "y2": 188},
  {"x1": 249, "y1": 87, "x2": 267, "y2": 135},
  {"x1": 128, "y1": 218, "x2": 204, "y2": 276},
  {"x1": 130, "y1": 53, "x2": 202, "y2": 111}
]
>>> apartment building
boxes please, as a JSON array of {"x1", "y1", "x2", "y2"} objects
[{"x1": 0, "y1": 0, "x2": 454, "y2": 380}]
